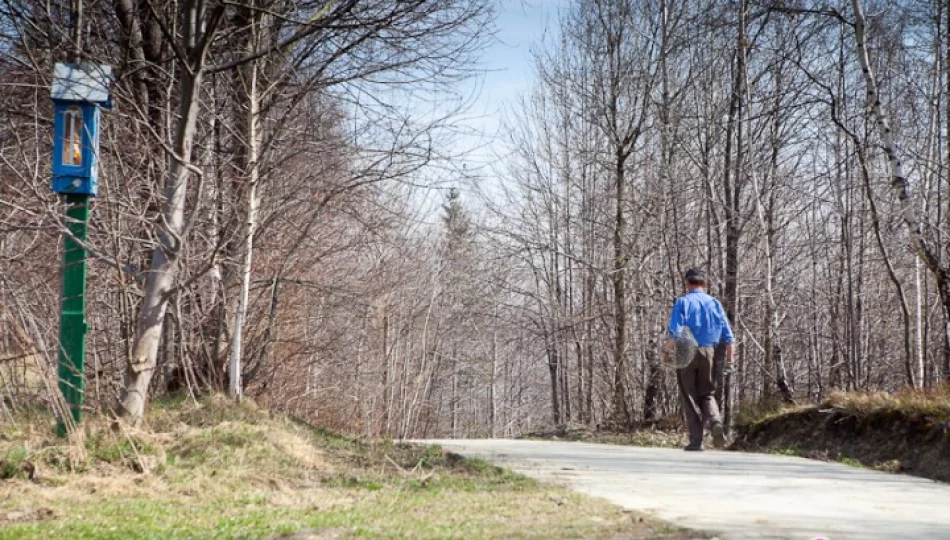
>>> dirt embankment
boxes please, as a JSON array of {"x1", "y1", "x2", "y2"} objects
[{"x1": 731, "y1": 389, "x2": 950, "y2": 483}]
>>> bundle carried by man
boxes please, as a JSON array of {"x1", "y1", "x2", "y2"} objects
[{"x1": 664, "y1": 325, "x2": 698, "y2": 370}]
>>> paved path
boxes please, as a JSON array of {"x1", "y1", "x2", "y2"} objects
[{"x1": 417, "y1": 439, "x2": 950, "y2": 540}]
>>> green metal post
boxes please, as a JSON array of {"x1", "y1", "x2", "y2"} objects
[{"x1": 57, "y1": 193, "x2": 89, "y2": 434}]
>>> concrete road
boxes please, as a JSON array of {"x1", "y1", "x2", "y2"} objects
[{"x1": 417, "y1": 439, "x2": 950, "y2": 540}]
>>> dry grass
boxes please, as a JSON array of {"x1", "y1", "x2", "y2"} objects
[
  {"x1": 524, "y1": 416, "x2": 689, "y2": 449},
  {"x1": 0, "y1": 395, "x2": 699, "y2": 539},
  {"x1": 824, "y1": 386, "x2": 950, "y2": 419}
]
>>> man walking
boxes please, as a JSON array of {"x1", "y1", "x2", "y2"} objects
[{"x1": 662, "y1": 268, "x2": 734, "y2": 451}]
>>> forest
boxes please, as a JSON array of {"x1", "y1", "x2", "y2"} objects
[{"x1": 1, "y1": 0, "x2": 949, "y2": 439}]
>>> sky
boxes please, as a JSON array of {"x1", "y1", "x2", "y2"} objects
[
  {"x1": 404, "y1": 0, "x2": 567, "y2": 225},
  {"x1": 455, "y1": 0, "x2": 565, "y2": 183}
]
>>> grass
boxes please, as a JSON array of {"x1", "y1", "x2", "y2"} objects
[
  {"x1": 824, "y1": 386, "x2": 950, "y2": 420},
  {"x1": 736, "y1": 386, "x2": 950, "y2": 428},
  {"x1": 0, "y1": 395, "x2": 694, "y2": 539},
  {"x1": 525, "y1": 430, "x2": 685, "y2": 449},
  {"x1": 733, "y1": 386, "x2": 950, "y2": 434},
  {"x1": 523, "y1": 417, "x2": 688, "y2": 449},
  {"x1": 1, "y1": 490, "x2": 636, "y2": 539},
  {"x1": 733, "y1": 397, "x2": 806, "y2": 428},
  {"x1": 732, "y1": 385, "x2": 950, "y2": 483},
  {"x1": 0, "y1": 446, "x2": 28, "y2": 479},
  {"x1": 568, "y1": 430, "x2": 685, "y2": 449},
  {"x1": 767, "y1": 447, "x2": 904, "y2": 474}
]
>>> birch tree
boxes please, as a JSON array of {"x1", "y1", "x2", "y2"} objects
[{"x1": 849, "y1": 0, "x2": 950, "y2": 383}]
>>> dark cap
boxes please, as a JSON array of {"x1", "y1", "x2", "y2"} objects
[{"x1": 684, "y1": 268, "x2": 707, "y2": 282}]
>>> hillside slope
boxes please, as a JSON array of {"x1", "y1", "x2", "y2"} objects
[
  {"x1": 0, "y1": 396, "x2": 690, "y2": 539},
  {"x1": 732, "y1": 388, "x2": 950, "y2": 482}
]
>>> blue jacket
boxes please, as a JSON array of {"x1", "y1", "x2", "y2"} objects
[{"x1": 667, "y1": 290, "x2": 735, "y2": 347}]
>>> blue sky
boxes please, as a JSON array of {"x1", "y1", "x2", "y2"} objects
[
  {"x1": 406, "y1": 1, "x2": 567, "y2": 222},
  {"x1": 458, "y1": 0, "x2": 565, "y2": 173}
]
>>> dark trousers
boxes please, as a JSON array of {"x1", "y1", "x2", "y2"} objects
[{"x1": 677, "y1": 346, "x2": 722, "y2": 445}]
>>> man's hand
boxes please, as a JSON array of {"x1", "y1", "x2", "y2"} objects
[
  {"x1": 725, "y1": 343, "x2": 735, "y2": 371},
  {"x1": 662, "y1": 338, "x2": 675, "y2": 358}
]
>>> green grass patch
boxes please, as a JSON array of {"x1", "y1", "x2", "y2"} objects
[
  {"x1": 87, "y1": 432, "x2": 158, "y2": 465},
  {"x1": 838, "y1": 456, "x2": 864, "y2": 468},
  {"x1": 0, "y1": 487, "x2": 664, "y2": 539},
  {"x1": 0, "y1": 446, "x2": 28, "y2": 479}
]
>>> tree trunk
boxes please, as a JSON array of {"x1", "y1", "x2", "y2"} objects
[
  {"x1": 490, "y1": 320, "x2": 497, "y2": 437},
  {"x1": 753, "y1": 56, "x2": 793, "y2": 405},
  {"x1": 229, "y1": 48, "x2": 261, "y2": 400},
  {"x1": 643, "y1": 348, "x2": 661, "y2": 420},
  {"x1": 118, "y1": 2, "x2": 222, "y2": 425},
  {"x1": 915, "y1": 257, "x2": 925, "y2": 387},
  {"x1": 643, "y1": 0, "x2": 669, "y2": 422},
  {"x1": 610, "y1": 149, "x2": 631, "y2": 426},
  {"x1": 945, "y1": 0, "x2": 950, "y2": 381},
  {"x1": 548, "y1": 343, "x2": 561, "y2": 426},
  {"x1": 119, "y1": 69, "x2": 203, "y2": 424},
  {"x1": 720, "y1": 0, "x2": 747, "y2": 428}
]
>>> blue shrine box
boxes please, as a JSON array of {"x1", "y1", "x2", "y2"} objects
[{"x1": 50, "y1": 63, "x2": 112, "y2": 196}]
